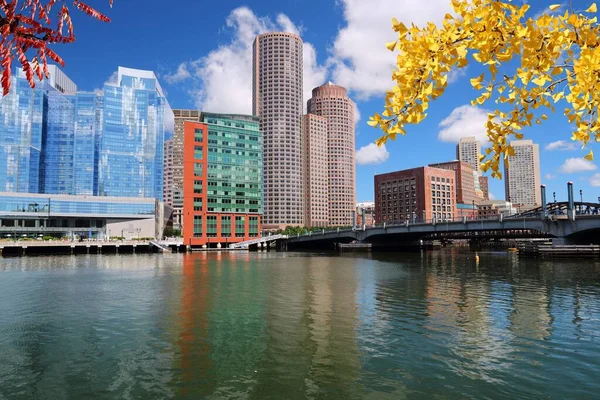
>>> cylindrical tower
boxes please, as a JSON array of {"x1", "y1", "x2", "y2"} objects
[
  {"x1": 252, "y1": 32, "x2": 304, "y2": 230},
  {"x1": 307, "y1": 83, "x2": 356, "y2": 227}
]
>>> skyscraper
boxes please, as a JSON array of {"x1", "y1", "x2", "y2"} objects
[
  {"x1": 456, "y1": 137, "x2": 481, "y2": 173},
  {"x1": 504, "y1": 140, "x2": 541, "y2": 207},
  {"x1": 302, "y1": 114, "x2": 329, "y2": 228},
  {"x1": 253, "y1": 32, "x2": 304, "y2": 230},
  {"x1": 165, "y1": 109, "x2": 201, "y2": 230},
  {"x1": 0, "y1": 70, "x2": 46, "y2": 193},
  {"x1": 99, "y1": 67, "x2": 169, "y2": 200},
  {"x1": 306, "y1": 83, "x2": 356, "y2": 227},
  {"x1": 0, "y1": 66, "x2": 171, "y2": 201}
]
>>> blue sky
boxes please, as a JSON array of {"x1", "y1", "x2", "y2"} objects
[{"x1": 54, "y1": 0, "x2": 600, "y2": 203}]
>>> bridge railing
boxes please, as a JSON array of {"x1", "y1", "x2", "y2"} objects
[{"x1": 292, "y1": 215, "x2": 513, "y2": 238}]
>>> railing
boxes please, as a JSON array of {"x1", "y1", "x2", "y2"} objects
[{"x1": 228, "y1": 234, "x2": 288, "y2": 249}]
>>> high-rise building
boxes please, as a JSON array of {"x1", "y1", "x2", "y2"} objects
[
  {"x1": 0, "y1": 70, "x2": 46, "y2": 193},
  {"x1": 504, "y1": 140, "x2": 541, "y2": 207},
  {"x1": 165, "y1": 110, "x2": 201, "y2": 230},
  {"x1": 456, "y1": 137, "x2": 481, "y2": 173},
  {"x1": 302, "y1": 114, "x2": 329, "y2": 228},
  {"x1": 0, "y1": 66, "x2": 171, "y2": 202},
  {"x1": 374, "y1": 167, "x2": 457, "y2": 224},
  {"x1": 306, "y1": 83, "x2": 356, "y2": 227},
  {"x1": 98, "y1": 67, "x2": 169, "y2": 200},
  {"x1": 182, "y1": 113, "x2": 263, "y2": 247},
  {"x1": 479, "y1": 176, "x2": 489, "y2": 201},
  {"x1": 429, "y1": 161, "x2": 478, "y2": 206},
  {"x1": 253, "y1": 32, "x2": 304, "y2": 230}
]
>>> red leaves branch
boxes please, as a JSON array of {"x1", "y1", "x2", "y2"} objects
[{"x1": 0, "y1": 0, "x2": 113, "y2": 95}]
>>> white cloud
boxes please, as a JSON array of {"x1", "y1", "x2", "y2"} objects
[
  {"x1": 438, "y1": 105, "x2": 490, "y2": 144},
  {"x1": 447, "y1": 67, "x2": 468, "y2": 84},
  {"x1": 356, "y1": 143, "x2": 389, "y2": 165},
  {"x1": 329, "y1": 0, "x2": 452, "y2": 99},
  {"x1": 488, "y1": 192, "x2": 497, "y2": 200},
  {"x1": 560, "y1": 158, "x2": 597, "y2": 173},
  {"x1": 545, "y1": 140, "x2": 577, "y2": 151},
  {"x1": 354, "y1": 103, "x2": 361, "y2": 124},
  {"x1": 590, "y1": 173, "x2": 600, "y2": 187},
  {"x1": 164, "y1": 63, "x2": 191, "y2": 84},
  {"x1": 545, "y1": 173, "x2": 556, "y2": 180},
  {"x1": 164, "y1": 7, "x2": 326, "y2": 114}
]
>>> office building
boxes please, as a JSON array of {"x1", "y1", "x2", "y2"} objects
[
  {"x1": 0, "y1": 66, "x2": 171, "y2": 202},
  {"x1": 479, "y1": 176, "x2": 489, "y2": 201},
  {"x1": 0, "y1": 69, "x2": 45, "y2": 193},
  {"x1": 306, "y1": 82, "x2": 356, "y2": 226},
  {"x1": 456, "y1": 137, "x2": 481, "y2": 173},
  {"x1": 253, "y1": 32, "x2": 304, "y2": 230},
  {"x1": 182, "y1": 113, "x2": 263, "y2": 247},
  {"x1": 374, "y1": 167, "x2": 457, "y2": 224},
  {"x1": 302, "y1": 114, "x2": 329, "y2": 228},
  {"x1": 504, "y1": 140, "x2": 541, "y2": 207},
  {"x1": 429, "y1": 161, "x2": 479, "y2": 205},
  {"x1": 165, "y1": 110, "x2": 201, "y2": 230},
  {"x1": 477, "y1": 200, "x2": 517, "y2": 220},
  {"x1": 0, "y1": 192, "x2": 165, "y2": 240}
]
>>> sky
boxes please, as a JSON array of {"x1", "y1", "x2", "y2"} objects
[{"x1": 53, "y1": 0, "x2": 600, "y2": 203}]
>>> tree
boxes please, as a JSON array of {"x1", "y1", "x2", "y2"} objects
[
  {"x1": 0, "y1": 0, "x2": 113, "y2": 96},
  {"x1": 369, "y1": 0, "x2": 599, "y2": 178}
]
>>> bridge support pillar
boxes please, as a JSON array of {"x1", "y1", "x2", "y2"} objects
[{"x1": 567, "y1": 181, "x2": 576, "y2": 221}]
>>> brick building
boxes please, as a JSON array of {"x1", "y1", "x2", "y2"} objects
[{"x1": 375, "y1": 167, "x2": 457, "y2": 224}]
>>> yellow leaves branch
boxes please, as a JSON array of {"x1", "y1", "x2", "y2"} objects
[{"x1": 370, "y1": 0, "x2": 600, "y2": 175}]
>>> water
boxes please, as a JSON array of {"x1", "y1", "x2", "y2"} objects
[{"x1": 1, "y1": 251, "x2": 599, "y2": 399}]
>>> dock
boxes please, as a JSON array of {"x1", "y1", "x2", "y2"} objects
[
  {"x1": 337, "y1": 243, "x2": 372, "y2": 252},
  {"x1": 517, "y1": 244, "x2": 600, "y2": 258}
]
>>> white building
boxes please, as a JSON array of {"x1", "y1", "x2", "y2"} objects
[
  {"x1": 456, "y1": 137, "x2": 481, "y2": 173},
  {"x1": 504, "y1": 140, "x2": 541, "y2": 207}
]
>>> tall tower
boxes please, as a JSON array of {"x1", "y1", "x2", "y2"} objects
[
  {"x1": 302, "y1": 114, "x2": 329, "y2": 228},
  {"x1": 253, "y1": 32, "x2": 304, "y2": 230},
  {"x1": 456, "y1": 137, "x2": 481, "y2": 173},
  {"x1": 307, "y1": 82, "x2": 356, "y2": 226},
  {"x1": 504, "y1": 140, "x2": 541, "y2": 207}
]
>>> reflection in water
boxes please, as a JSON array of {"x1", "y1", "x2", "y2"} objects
[{"x1": 1, "y1": 251, "x2": 600, "y2": 399}]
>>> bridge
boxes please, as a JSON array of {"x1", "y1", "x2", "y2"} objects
[{"x1": 287, "y1": 202, "x2": 600, "y2": 250}]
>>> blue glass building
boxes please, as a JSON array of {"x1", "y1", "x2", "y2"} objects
[
  {"x1": 0, "y1": 66, "x2": 170, "y2": 201},
  {"x1": 0, "y1": 70, "x2": 45, "y2": 193}
]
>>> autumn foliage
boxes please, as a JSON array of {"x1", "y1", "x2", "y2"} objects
[
  {"x1": 370, "y1": 0, "x2": 600, "y2": 178},
  {"x1": 0, "y1": 0, "x2": 113, "y2": 96}
]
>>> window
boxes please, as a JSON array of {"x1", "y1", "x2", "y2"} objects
[
  {"x1": 207, "y1": 216, "x2": 217, "y2": 237},
  {"x1": 193, "y1": 216, "x2": 202, "y2": 237}
]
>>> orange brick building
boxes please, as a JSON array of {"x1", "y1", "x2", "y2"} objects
[{"x1": 183, "y1": 114, "x2": 262, "y2": 248}]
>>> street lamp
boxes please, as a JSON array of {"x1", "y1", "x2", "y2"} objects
[
  {"x1": 580, "y1": 189, "x2": 583, "y2": 203},
  {"x1": 472, "y1": 200, "x2": 476, "y2": 220}
]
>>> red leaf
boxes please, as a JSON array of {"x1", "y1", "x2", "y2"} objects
[{"x1": 73, "y1": 1, "x2": 111, "y2": 23}]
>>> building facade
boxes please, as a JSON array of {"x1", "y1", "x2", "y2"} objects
[
  {"x1": 164, "y1": 109, "x2": 201, "y2": 231},
  {"x1": 477, "y1": 200, "x2": 517, "y2": 220},
  {"x1": 478, "y1": 175, "x2": 489, "y2": 201},
  {"x1": 253, "y1": 32, "x2": 304, "y2": 230},
  {"x1": 429, "y1": 161, "x2": 478, "y2": 205},
  {"x1": 0, "y1": 192, "x2": 164, "y2": 240},
  {"x1": 182, "y1": 114, "x2": 263, "y2": 247},
  {"x1": 306, "y1": 83, "x2": 356, "y2": 227},
  {"x1": 0, "y1": 70, "x2": 45, "y2": 193},
  {"x1": 302, "y1": 114, "x2": 329, "y2": 228},
  {"x1": 375, "y1": 167, "x2": 457, "y2": 224},
  {"x1": 356, "y1": 201, "x2": 375, "y2": 227},
  {"x1": 0, "y1": 66, "x2": 171, "y2": 203},
  {"x1": 504, "y1": 140, "x2": 541, "y2": 207},
  {"x1": 456, "y1": 137, "x2": 481, "y2": 173}
]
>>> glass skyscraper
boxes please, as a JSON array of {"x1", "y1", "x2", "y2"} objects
[
  {"x1": 0, "y1": 70, "x2": 45, "y2": 193},
  {"x1": 0, "y1": 66, "x2": 170, "y2": 201}
]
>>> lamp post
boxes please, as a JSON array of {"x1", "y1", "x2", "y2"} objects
[
  {"x1": 472, "y1": 200, "x2": 476, "y2": 220},
  {"x1": 580, "y1": 189, "x2": 583, "y2": 203}
]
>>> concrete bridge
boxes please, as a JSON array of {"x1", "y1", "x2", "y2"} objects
[{"x1": 287, "y1": 213, "x2": 600, "y2": 250}]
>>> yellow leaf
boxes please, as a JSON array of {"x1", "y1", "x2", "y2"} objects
[
  {"x1": 367, "y1": 120, "x2": 379, "y2": 127},
  {"x1": 470, "y1": 74, "x2": 484, "y2": 90},
  {"x1": 386, "y1": 41, "x2": 397, "y2": 51},
  {"x1": 584, "y1": 150, "x2": 594, "y2": 160},
  {"x1": 585, "y1": 3, "x2": 597, "y2": 13},
  {"x1": 549, "y1": 4, "x2": 561, "y2": 11}
]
